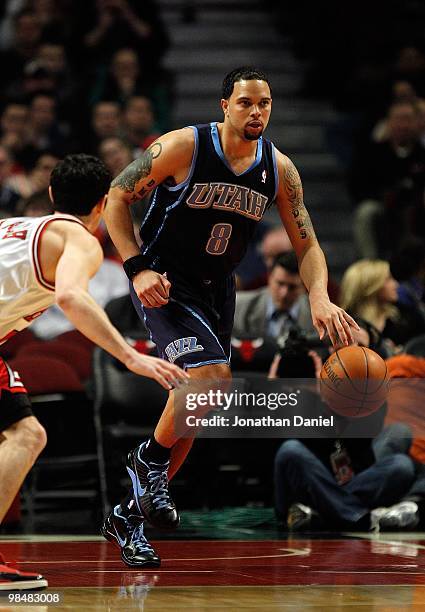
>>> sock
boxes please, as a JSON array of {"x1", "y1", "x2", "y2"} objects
[{"x1": 138, "y1": 436, "x2": 171, "y2": 464}]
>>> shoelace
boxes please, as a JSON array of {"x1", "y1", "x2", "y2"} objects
[
  {"x1": 147, "y1": 467, "x2": 173, "y2": 510},
  {"x1": 130, "y1": 524, "x2": 155, "y2": 553}
]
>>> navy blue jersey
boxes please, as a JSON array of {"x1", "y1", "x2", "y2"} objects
[{"x1": 139, "y1": 122, "x2": 278, "y2": 280}]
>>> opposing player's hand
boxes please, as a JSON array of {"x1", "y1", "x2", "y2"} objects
[
  {"x1": 309, "y1": 293, "x2": 360, "y2": 347},
  {"x1": 125, "y1": 351, "x2": 190, "y2": 390},
  {"x1": 133, "y1": 270, "x2": 171, "y2": 308}
]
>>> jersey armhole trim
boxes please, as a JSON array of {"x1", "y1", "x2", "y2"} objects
[
  {"x1": 162, "y1": 126, "x2": 199, "y2": 192},
  {"x1": 272, "y1": 144, "x2": 279, "y2": 203},
  {"x1": 31, "y1": 217, "x2": 85, "y2": 292}
]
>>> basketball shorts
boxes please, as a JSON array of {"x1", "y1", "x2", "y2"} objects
[
  {"x1": 0, "y1": 357, "x2": 33, "y2": 432},
  {"x1": 130, "y1": 271, "x2": 235, "y2": 370}
]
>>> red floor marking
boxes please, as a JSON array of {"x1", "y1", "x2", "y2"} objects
[{"x1": 1, "y1": 539, "x2": 425, "y2": 587}]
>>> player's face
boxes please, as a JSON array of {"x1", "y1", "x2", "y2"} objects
[{"x1": 222, "y1": 79, "x2": 272, "y2": 141}]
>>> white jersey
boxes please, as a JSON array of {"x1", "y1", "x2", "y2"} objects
[{"x1": 0, "y1": 214, "x2": 84, "y2": 344}]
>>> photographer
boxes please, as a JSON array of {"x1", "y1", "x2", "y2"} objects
[
  {"x1": 272, "y1": 327, "x2": 415, "y2": 531},
  {"x1": 233, "y1": 251, "x2": 316, "y2": 341}
]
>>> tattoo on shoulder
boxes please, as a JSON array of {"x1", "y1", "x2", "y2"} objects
[
  {"x1": 283, "y1": 158, "x2": 317, "y2": 241},
  {"x1": 111, "y1": 142, "x2": 162, "y2": 192}
]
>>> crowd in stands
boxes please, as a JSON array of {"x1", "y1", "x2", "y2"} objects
[{"x1": 0, "y1": 0, "x2": 170, "y2": 224}]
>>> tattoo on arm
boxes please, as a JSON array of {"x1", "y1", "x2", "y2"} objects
[
  {"x1": 283, "y1": 158, "x2": 316, "y2": 241},
  {"x1": 111, "y1": 142, "x2": 162, "y2": 192}
]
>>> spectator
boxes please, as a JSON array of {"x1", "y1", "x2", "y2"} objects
[
  {"x1": 89, "y1": 46, "x2": 172, "y2": 133},
  {"x1": 91, "y1": 48, "x2": 144, "y2": 107},
  {"x1": 98, "y1": 136, "x2": 133, "y2": 178},
  {"x1": 273, "y1": 344, "x2": 415, "y2": 531},
  {"x1": 27, "y1": 94, "x2": 69, "y2": 157},
  {"x1": 84, "y1": 100, "x2": 122, "y2": 154},
  {"x1": 0, "y1": 145, "x2": 20, "y2": 216},
  {"x1": 389, "y1": 238, "x2": 425, "y2": 344},
  {"x1": 123, "y1": 95, "x2": 161, "y2": 155},
  {"x1": 0, "y1": 1, "x2": 26, "y2": 50},
  {"x1": 0, "y1": 102, "x2": 31, "y2": 168},
  {"x1": 371, "y1": 81, "x2": 420, "y2": 143},
  {"x1": 339, "y1": 259, "x2": 401, "y2": 353},
  {"x1": 7, "y1": 151, "x2": 59, "y2": 199},
  {"x1": 34, "y1": 42, "x2": 79, "y2": 125},
  {"x1": 0, "y1": 9, "x2": 42, "y2": 90},
  {"x1": 82, "y1": 0, "x2": 169, "y2": 74},
  {"x1": 350, "y1": 101, "x2": 425, "y2": 258},
  {"x1": 15, "y1": 188, "x2": 52, "y2": 217},
  {"x1": 233, "y1": 251, "x2": 316, "y2": 342},
  {"x1": 376, "y1": 345, "x2": 425, "y2": 530},
  {"x1": 25, "y1": 0, "x2": 73, "y2": 45}
]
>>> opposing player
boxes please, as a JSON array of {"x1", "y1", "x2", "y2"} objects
[
  {"x1": 102, "y1": 67, "x2": 359, "y2": 567},
  {"x1": 0, "y1": 154, "x2": 189, "y2": 590}
]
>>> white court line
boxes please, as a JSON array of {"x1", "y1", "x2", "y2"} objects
[
  {"x1": 20, "y1": 548, "x2": 311, "y2": 564},
  {"x1": 164, "y1": 548, "x2": 311, "y2": 561},
  {"x1": 89, "y1": 570, "x2": 215, "y2": 574},
  {"x1": 314, "y1": 570, "x2": 424, "y2": 575}
]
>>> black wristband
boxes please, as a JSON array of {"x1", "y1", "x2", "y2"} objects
[{"x1": 123, "y1": 254, "x2": 151, "y2": 280}]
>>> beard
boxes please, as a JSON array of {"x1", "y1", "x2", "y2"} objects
[{"x1": 244, "y1": 128, "x2": 263, "y2": 141}]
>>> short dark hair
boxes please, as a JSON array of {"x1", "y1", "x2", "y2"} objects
[
  {"x1": 270, "y1": 251, "x2": 299, "y2": 275},
  {"x1": 222, "y1": 66, "x2": 272, "y2": 100},
  {"x1": 50, "y1": 154, "x2": 111, "y2": 216}
]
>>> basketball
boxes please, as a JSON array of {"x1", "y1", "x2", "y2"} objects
[{"x1": 320, "y1": 346, "x2": 389, "y2": 417}]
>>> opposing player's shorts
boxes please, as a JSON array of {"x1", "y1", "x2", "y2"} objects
[
  {"x1": 130, "y1": 271, "x2": 235, "y2": 370},
  {"x1": 0, "y1": 357, "x2": 33, "y2": 431}
]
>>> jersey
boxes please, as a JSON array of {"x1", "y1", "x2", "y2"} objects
[
  {"x1": 0, "y1": 214, "x2": 83, "y2": 344},
  {"x1": 139, "y1": 122, "x2": 279, "y2": 280}
]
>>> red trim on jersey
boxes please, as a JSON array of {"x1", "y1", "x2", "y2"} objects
[
  {"x1": 0, "y1": 358, "x2": 27, "y2": 394},
  {"x1": 31, "y1": 217, "x2": 85, "y2": 292}
]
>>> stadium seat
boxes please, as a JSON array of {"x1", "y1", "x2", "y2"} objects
[{"x1": 91, "y1": 347, "x2": 168, "y2": 510}]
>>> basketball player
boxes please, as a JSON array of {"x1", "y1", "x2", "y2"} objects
[
  {"x1": 0, "y1": 154, "x2": 188, "y2": 590},
  {"x1": 102, "y1": 67, "x2": 359, "y2": 568}
]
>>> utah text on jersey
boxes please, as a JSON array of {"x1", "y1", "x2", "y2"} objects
[{"x1": 186, "y1": 182, "x2": 268, "y2": 221}]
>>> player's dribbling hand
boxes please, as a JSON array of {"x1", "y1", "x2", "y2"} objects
[
  {"x1": 133, "y1": 270, "x2": 171, "y2": 308},
  {"x1": 309, "y1": 293, "x2": 360, "y2": 347},
  {"x1": 126, "y1": 351, "x2": 190, "y2": 390}
]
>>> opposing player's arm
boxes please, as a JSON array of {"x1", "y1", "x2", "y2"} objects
[
  {"x1": 275, "y1": 149, "x2": 358, "y2": 344},
  {"x1": 104, "y1": 128, "x2": 195, "y2": 262},
  {"x1": 54, "y1": 226, "x2": 189, "y2": 388}
]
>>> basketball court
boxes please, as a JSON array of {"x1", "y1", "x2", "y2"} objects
[{"x1": 1, "y1": 530, "x2": 424, "y2": 610}]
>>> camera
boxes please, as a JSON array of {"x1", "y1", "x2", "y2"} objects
[{"x1": 277, "y1": 326, "x2": 322, "y2": 354}]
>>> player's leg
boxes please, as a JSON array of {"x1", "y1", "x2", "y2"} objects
[
  {"x1": 0, "y1": 359, "x2": 48, "y2": 590},
  {"x1": 104, "y1": 277, "x2": 233, "y2": 565},
  {"x1": 0, "y1": 416, "x2": 47, "y2": 522},
  {"x1": 106, "y1": 362, "x2": 230, "y2": 567}
]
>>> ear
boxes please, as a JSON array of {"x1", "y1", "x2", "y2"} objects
[
  {"x1": 98, "y1": 194, "x2": 107, "y2": 214},
  {"x1": 48, "y1": 185, "x2": 54, "y2": 203},
  {"x1": 221, "y1": 98, "x2": 229, "y2": 116}
]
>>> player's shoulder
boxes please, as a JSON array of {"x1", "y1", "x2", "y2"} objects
[
  {"x1": 45, "y1": 216, "x2": 98, "y2": 249},
  {"x1": 159, "y1": 126, "x2": 196, "y2": 157}
]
